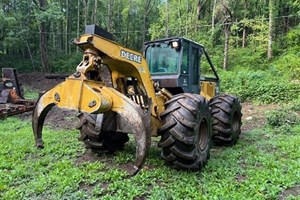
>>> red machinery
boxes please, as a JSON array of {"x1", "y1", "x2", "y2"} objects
[{"x1": 0, "y1": 68, "x2": 35, "y2": 118}]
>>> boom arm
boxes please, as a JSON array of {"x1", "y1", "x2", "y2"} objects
[{"x1": 74, "y1": 34, "x2": 158, "y2": 115}]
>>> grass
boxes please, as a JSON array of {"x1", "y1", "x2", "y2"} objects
[
  {"x1": 0, "y1": 113, "x2": 299, "y2": 199},
  {"x1": 22, "y1": 86, "x2": 39, "y2": 100}
]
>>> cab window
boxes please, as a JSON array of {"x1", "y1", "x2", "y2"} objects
[{"x1": 146, "y1": 43, "x2": 179, "y2": 74}]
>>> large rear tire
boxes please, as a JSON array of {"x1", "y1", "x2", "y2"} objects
[
  {"x1": 158, "y1": 93, "x2": 212, "y2": 170},
  {"x1": 209, "y1": 94, "x2": 242, "y2": 146},
  {"x1": 76, "y1": 113, "x2": 129, "y2": 153}
]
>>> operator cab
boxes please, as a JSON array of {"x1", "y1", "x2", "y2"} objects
[{"x1": 144, "y1": 37, "x2": 220, "y2": 99}]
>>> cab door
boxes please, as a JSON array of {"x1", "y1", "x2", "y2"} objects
[{"x1": 190, "y1": 45, "x2": 201, "y2": 94}]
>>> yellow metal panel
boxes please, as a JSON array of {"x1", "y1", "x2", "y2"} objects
[
  {"x1": 200, "y1": 81, "x2": 216, "y2": 100},
  {"x1": 39, "y1": 78, "x2": 112, "y2": 113}
]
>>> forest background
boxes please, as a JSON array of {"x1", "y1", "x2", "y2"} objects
[{"x1": 1, "y1": 0, "x2": 299, "y2": 103}]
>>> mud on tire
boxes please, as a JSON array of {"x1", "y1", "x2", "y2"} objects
[
  {"x1": 209, "y1": 94, "x2": 242, "y2": 146},
  {"x1": 76, "y1": 113, "x2": 129, "y2": 153},
  {"x1": 158, "y1": 93, "x2": 212, "y2": 170}
]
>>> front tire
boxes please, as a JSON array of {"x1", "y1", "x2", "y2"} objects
[
  {"x1": 158, "y1": 93, "x2": 212, "y2": 170},
  {"x1": 76, "y1": 113, "x2": 129, "y2": 153},
  {"x1": 210, "y1": 94, "x2": 242, "y2": 146}
]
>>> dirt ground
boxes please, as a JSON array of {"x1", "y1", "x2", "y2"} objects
[
  {"x1": 18, "y1": 72, "x2": 64, "y2": 92},
  {"x1": 241, "y1": 102, "x2": 280, "y2": 132},
  {"x1": 18, "y1": 72, "x2": 79, "y2": 129}
]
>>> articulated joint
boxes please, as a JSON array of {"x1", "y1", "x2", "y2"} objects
[{"x1": 76, "y1": 48, "x2": 104, "y2": 76}]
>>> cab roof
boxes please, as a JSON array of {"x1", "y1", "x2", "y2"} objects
[{"x1": 144, "y1": 37, "x2": 204, "y2": 49}]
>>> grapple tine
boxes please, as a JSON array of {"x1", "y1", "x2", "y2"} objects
[
  {"x1": 101, "y1": 87, "x2": 152, "y2": 175},
  {"x1": 32, "y1": 93, "x2": 55, "y2": 148},
  {"x1": 118, "y1": 108, "x2": 151, "y2": 176},
  {"x1": 133, "y1": 100, "x2": 152, "y2": 175}
]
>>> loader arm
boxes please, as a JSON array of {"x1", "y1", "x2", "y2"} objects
[
  {"x1": 75, "y1": 34, "x2": 158, "y2": 115},
  {"x1": 32, "y1": 33, "x2": 160, "y2": 174}
]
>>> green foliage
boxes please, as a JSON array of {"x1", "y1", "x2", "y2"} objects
[
  {"x1": 0, "y1": 0, "x2": 299, "y2": 73},
  {"x1": 241, "y1": 18, "x2": 269, "y2": 48},
  {"x1": 272, "y1": 53, "x2": 300, "y2": 79},
  {"x1": 22, "y1": 86, "x2": 39, "y2": 99},
  {"x1": 149, "y1": 1, "x2": 210, "y2": 42},
  {"x1": 270, "y1": 26, "x2": 300, "y2": 79},
  {"x1": 286, "y1": 25, "x2": 300, "y2": 49},
  {"x1": 266, "y1": 108, "x2": 299, "y2": 128},
  {"x1": 227, "y1": 47, "x2": 268, "y2": 70},
  {"x1": 220, "y1": 68, "x2": 300, "y2": 103},
  {"x1": 0, "y1": 55, "x2": 38, "y2": 72},
  {"x1": 50, "y1": 52, "x2": 82, "y2": 73},
  {"x1": 0, "y1": 116, "x2": 300, "y2": 199},
  {"x1": 34, "y1": 2, "x2": 63, "y2": 23}
]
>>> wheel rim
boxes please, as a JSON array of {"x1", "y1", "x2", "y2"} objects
[
  {"x1": 198, "y1": 118, "x2": 209, "y2": 150},
  {"x1": 232, "y1": 111, "x2": 240, "y2": 132}
]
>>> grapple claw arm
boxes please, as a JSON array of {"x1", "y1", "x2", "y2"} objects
[
  {"x1": 32, "y1": 80, "x2": 152, "y2": 174},
  {"x1": 101, "y1": 87, "x2": 152, "y2": 175},
  {"x1": 32, "y1": 78, "x2": 112, "y2": 148},
  {"x1": 32, "y1": 92, "x2": 56, "y2": 148}
]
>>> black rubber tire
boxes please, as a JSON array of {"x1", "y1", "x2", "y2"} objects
[
  {"x1": 158, "y1": 93, "x2": 212, "y2": 170},
  {"x1": 209, "y1": 94, "x2": 242, "y2": 146},
  {"x1": 76, "y1": 113, "x2": 129, "y2": 153}
]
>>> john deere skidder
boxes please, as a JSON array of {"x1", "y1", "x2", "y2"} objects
[{"x1": 32, "y1": 25, "x2": 242, "y2": 174}]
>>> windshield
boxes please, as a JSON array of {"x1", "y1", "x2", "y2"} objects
[{"x1": 146, "y1": 43, "x2": 179, "y2": 74}]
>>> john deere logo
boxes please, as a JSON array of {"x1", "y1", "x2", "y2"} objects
[{"x1": 120, "y1": 50, "x2": 142, "y2": 64}]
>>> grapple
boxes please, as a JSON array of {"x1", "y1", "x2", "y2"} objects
[
  {"x1": 33, "y1": 75, "x2": 152, "y2": 174},
  {"x1": 32, "y1": 32, "x2": 156, "y2": 175}
]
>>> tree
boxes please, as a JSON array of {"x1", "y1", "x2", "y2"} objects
[
  {"x1": 211, "y1": 0, "x2": 217, "y2": 38},
  {"x1": 142, "y1": 0, "x2": 154, "y2": 48},
  {"x1": 33, "y1": 0, "x2": 49, "y2": 72},
  {"x1": 107, "y1": 0, "x2": 115, "y2": 32},
  {"x1": 222, "y1": 3, "x2": 233, "y2": 70},
  {"x1": 267, "y1": 0, "x2": 274, "y2": 60}
]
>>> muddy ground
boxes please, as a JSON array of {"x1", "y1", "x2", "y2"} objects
[{"x1": 18, "y1": 72, "x2": 79, "y2": 130}]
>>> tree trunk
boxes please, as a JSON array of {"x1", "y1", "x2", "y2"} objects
[
  {"x1": 65, "y1": 0, "x2": 69, "y2": 54},
  {"x1": 223, "y1": 27, "x2": 230, "y2": 70},
  {"x1": 267, "y1": 0, "x2": 274, "y2": 60},
  {"x1": 39, "y1": 0, "x2": 49, "y2": 72},
  {"x1": 211, "y1": 0, "x2": 217, "y2": 38},
  {"x1": 107, "y1": 0, "x2": 115, "y2": 32},
  {"x1": 125, "y1": 11, "x2": 130, "y2": 47},
  {"x1": 197, "y1": 0, "x2": 201, "y2": 20},
  {"x1": 222, "y1": 4, "x2": 233, "y2": 70},
  {"x1": 93, "y1": 0, "x2": 97, "y2": 23},
  {"x1": 26, "y1": 42, "x2": 35, "y2": 71},
  {"x1": 60, "y1": 19, "x2": 64, "y2": 51},
  {"x1": 242, "y1": 26, "x2": 246, "y2": 47},
  {"x1": 83, "y1": 0, "x2": 89, "y2": 26},
  {"x1": 51, "y1": 22, "x2": 56, "y2": 51},
  {"x1": 283, "y1": 6, "x2": 290, "y2": 33},
  {"x1": 165, "y1": 0, "x2": 169, "y2": 37},
  {"x1": 77, "y1": 0, "x2": 80, "y2": 52},
  {"x1": 142, "y1": 0, "x2": 152, "y2": 49}
]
